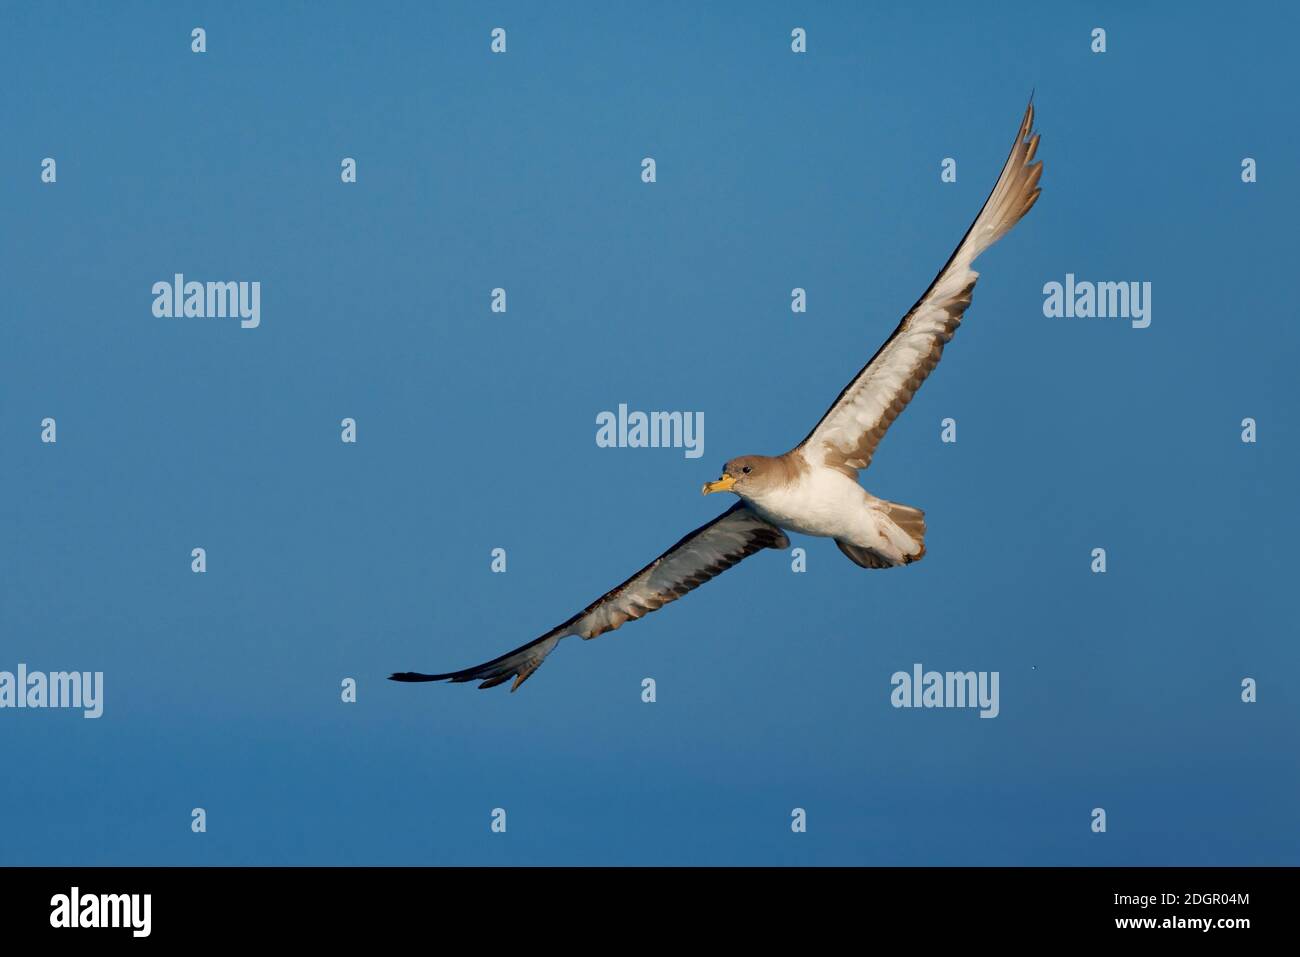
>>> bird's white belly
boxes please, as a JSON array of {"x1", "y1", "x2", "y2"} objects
[{"x1": 744, "y1": 468, "x2": 877, "y2": 541}]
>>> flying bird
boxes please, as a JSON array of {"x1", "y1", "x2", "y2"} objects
[{"x1": 392, "y1": 101, "x2": 1042, "y2": 692}]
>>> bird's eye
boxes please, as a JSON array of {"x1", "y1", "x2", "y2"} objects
[{"x1": 742, "y1": 466, "x2": 751, "y2": 474}]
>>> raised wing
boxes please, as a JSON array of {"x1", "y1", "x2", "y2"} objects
[
  {"x1": 796, "y1": 100, "x2": 1043, "y2": 478},
  {"x1": 390, "y1": 503, "x2": 789, "y2": 692}
]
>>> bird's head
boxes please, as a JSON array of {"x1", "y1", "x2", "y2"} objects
[{"x1": 702, "y1": 456, "x2": 768, "y2": 498}]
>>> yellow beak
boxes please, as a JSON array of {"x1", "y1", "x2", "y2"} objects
[{"x1": 701, "y1": 473, "x2": 736, "y2": 495}]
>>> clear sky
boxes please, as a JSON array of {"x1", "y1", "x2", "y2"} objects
[{"x1": 2, "y1": 1, "x2": 1296, "y2": 865}]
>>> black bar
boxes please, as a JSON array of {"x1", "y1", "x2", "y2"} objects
[{"x1": 0, "y1": 866, "x2": 1287, "y2": 942}]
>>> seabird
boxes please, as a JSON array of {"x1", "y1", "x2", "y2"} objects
[{"x1": 392, "y1": 101, "x2": 1042, "y2": 692}]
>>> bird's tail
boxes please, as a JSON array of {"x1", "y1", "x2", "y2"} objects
[
  {"x1": 835, "y1": 500, "x2": 926, "y2": 569},
  {"x1": 883, "y1": 501, "x2": 926, "y2": 553}
]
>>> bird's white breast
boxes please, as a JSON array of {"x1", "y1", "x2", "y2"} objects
[{"x1": 743, "y1": 467, "x2": 874, "y2": 540}]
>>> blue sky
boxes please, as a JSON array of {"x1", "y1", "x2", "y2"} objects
[{"x1": 2, "y1": 1, "x2": 1296, "y2": 865}]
